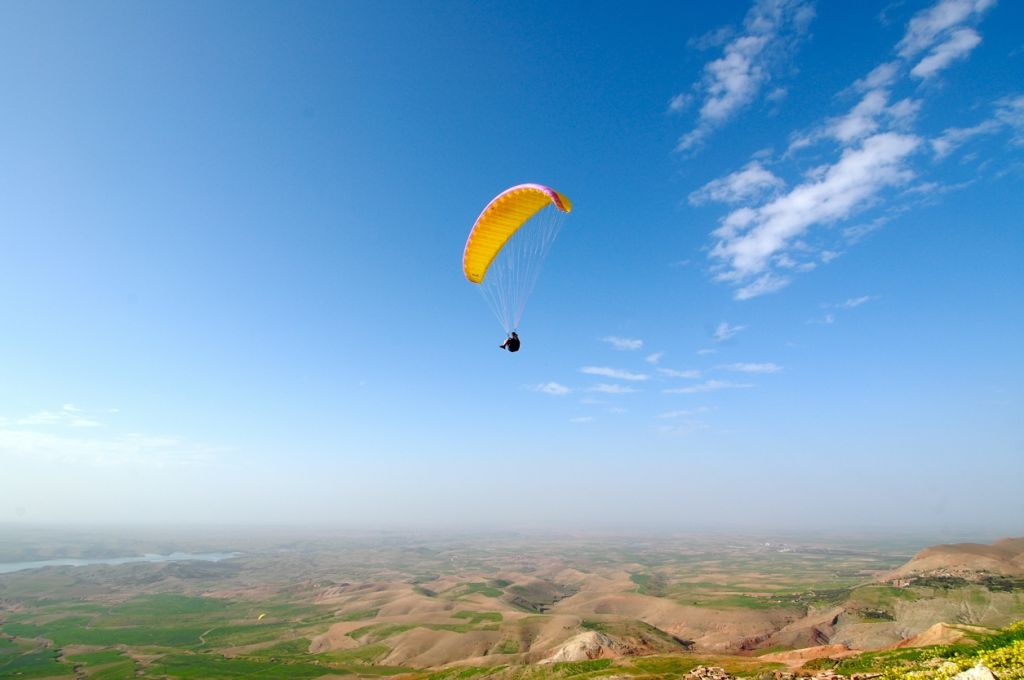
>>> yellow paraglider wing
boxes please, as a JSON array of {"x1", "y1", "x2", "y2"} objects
[
  {"x1": 258, "y1": 613, "x2": 266, "y2": 621},
  {"x1": 463, "y1": 184, "x2": 572, "y2": 284}
]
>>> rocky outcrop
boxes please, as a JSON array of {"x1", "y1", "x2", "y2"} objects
[{"x1": 538, "y1": 631, "x2": 620, "y2": 663}]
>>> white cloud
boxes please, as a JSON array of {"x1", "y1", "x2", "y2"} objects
[
  {"x1": 842, "y1": 215, "x2": 890, "y2": 244},
  {"x1": 932, "y1": 119, "x2": 1001, "y2": 157},
  {"x1": 825, "y1": 295, "x2": 876, "y2": 309},
  {"x1": 588, "y1": 383, "x2": 639, "y2": 394},
  {"x1": 735, "y1": 272, "x2": 792, "y2": 300},
  {"x1": 645, "y1": 352, "x2": 664, "y2": 365},
  {"x1": 676, "y1": 0, "x2": 815, "y2": 152},
  {"x1": 657, "y1": 407, "x2": 710, "y2": 419},
  {"x1": 668, "y1": 93, "x2": 693, "y2": 113},
  {"x1": 689, "y1": 161, "x2": 785, "y2": 205},
  {"x1": 720, "y1": 362, "x2": 782, "y2": 373},
  {"x1": 932, "y1": 96, "x2": 1024, "y2": 158},
  {"x1": 911, "y1": 27, "x2": 982, "y2": 79},
  {"x1": 0, "y1": 426, "x2": 223, "y2": 468},
  {"x1": 714, "y1": 321, "x2": 746, "y2": 342},
  {"x1": 688, "y1": 0, "x2": 1004, "y2": 301},
  {"x1": 853, "y1": 61, "x2": 901, "y2": 92},
  {"x1": 996, "y1": 95, "x2": 1024, "y2": 144},
  {"x1": 696, "y1": 348, "x2": 718, "y2": 355},
  {"x1": 569, "y1": 416, "x2": 594, "y2": 424},
  {"x1": 787, "y1": 89, "x2": 920, "y2": 154},
  {"x1": 687, "y1": 0, "x2": 1001, "y2": 300},
  {"x1": 580, "y1": 366, "x2": 649, "y2": 381},
  {"x1": 807, "y1": 312, "x2": 837, "y2": 325},
  {"x1": 813, "y1": 295, "x2": 875, "y2": 324},
  {"x1": 688, "y1": 25, "x2": 736, "y2": 51},
  {"x1": 535, "y1": 382, "x2": 572, "y2": 396},
  {"x1": 832, "y1": 89, "x2": 891, "y2": 143},
  {"x1": 15, "y1": 406, "x2": 103, "y2": 429},
  {"x1": 896, "y1": 0, "x2": 994, "y2": 59},
  {"x1": 828, "y1": 90, "x2": 920, "y2": 144},
  {"x1": 602, "y1": 336, "x2": 644, "y2": 351},
  {"x1": 656, "y1": 421, "x2": 710, "y2": 436},
  {"x1": 711, "y1": 133, "x2": 921, "y2": 296},
  {"x1": 658, "y1": 367, "x2": 702, "y2": 379},
  {"x1": 664, "y1": 380, "x2": 753, "y2": 394}
]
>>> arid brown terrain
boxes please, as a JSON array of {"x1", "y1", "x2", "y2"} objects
[{"x1": 1, "y1": 528, "x2": 1022, "y2": 678}]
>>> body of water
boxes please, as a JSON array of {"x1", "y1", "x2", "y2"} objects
[{"x1": 0, "y1": 551, "x2": 241, "y2": 575}]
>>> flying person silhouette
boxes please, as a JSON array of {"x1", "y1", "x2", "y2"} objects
[{"x1": 499, "y1": 332, "x2": 521, "y2": 353}]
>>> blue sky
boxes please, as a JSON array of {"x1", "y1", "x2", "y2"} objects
[{"x1": 1, "y1": 0, "x2": 1021, "y2": 533}]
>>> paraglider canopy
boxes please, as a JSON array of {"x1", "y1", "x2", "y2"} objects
[{"x1": 463, "y1": 183, "x2": 572, "y2": 333}]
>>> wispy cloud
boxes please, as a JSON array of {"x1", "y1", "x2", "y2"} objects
[
  {"x1": 932, "y1": 96, "x2": 1024, "y2": 158},
  {"x1": 714, "y1": 321, "x2": 746, "y2": 342},
  {"x1": 808, "y1": 312, "x2": 836, "y2": 325},
  {"x1": 828, "y1": 91, "x2": 920, "y2": 146},
  {"x1": 720, "y1": 362, "x2": 782, "y2": 373},
  {"x1": 0, "y1": 413, "x2": 224, "y2": 469},
  {"x1": 580, "y1": 366, "x2": 649, "y2": 381},
  {"x1": 14, "y1": 404, "x2": 104, "y2": 429},
  {"x1": 932, "y1": 119, "x2": 1001, "y2": 158},
  {"x1": 645, "y1": 352, "x2": 664, "y2": 365},
  {"x1": 689, "y1": 161, "x2": 785, "y2": 205},
  {"x1": 688, "y1": 161, "x2": 782, "y2": 204},
  {"x1": 852, "y1": 61, "x2": 901, "y2": 92},
  {"x1": 896, "y1": 0, "x2": 994, "y2": 60},
  {"x1": 657, "y1": 407, "x2": 711, "y2": 419},
  {"x1": 602, "y1": 336, "x2": 644, "y2": 351},
  {"x1": 693, "y1": 0, "x2": 1000, "y2": 300},
  {"x1": 675, "y1": 0, "x2": 816, "y2": 153},
  {"x1": 569, "y1": 416, "x2": 594, "y2": 424},
  {"x1": 911, "y1": 27, "x2": 982, "y2": 79},
  {"x1": 663, "y1": 380, "x2": 753, "y2": 394},
  {"x1": 668, "y1": 93, "x2": 693, "y2": 113},
  {"x1": 535, "y1": 382, "x2": 572, "y2": 396},
  {"x1": 842, "y1": 215, "x2": 891, "y2": 245},
  {"x1": 658, "y1": 367, "x2": 702, "y2": 379},
  {"x1": 589, "y1": 383, "x2": 639, "y2": 394},
  {"x1": 656, "y1": 421, "x2": 710, "y2": 436},
  {"x1": 712, "y1": 132, "x2": 921, "y2": 299},
  {"x1": 688, "y1": 25, "x2": 736, "y2": 51},
  {"x1": 811, "y1": 294, "x2": 877, "y2": 324},
  {"x1": 824, "y1": 295, "x2": 876, "y2": 309}
]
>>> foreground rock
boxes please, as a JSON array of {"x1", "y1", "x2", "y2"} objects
[
  {"x1": 952, "y1": 664, "x2": 998, "y2": 680},
  {"x1": 684, "y1": 667, "x2": 732, "y2": 680},
  {"x1": 682, "y1": 668, "x2": 884, "y2": 680}
]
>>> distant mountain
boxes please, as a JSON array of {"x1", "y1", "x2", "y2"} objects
[{"x1": 885, "y1": 537, "x2": 1024, "y2": 581}]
